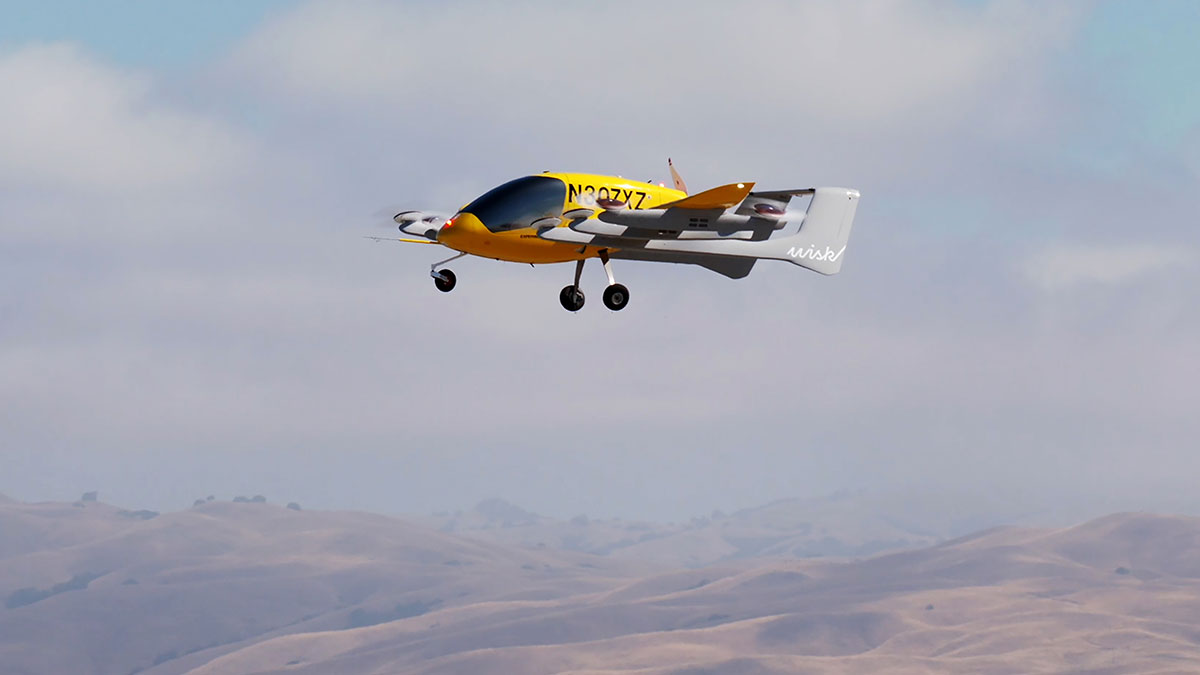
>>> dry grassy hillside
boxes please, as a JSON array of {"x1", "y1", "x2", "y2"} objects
[
  {"x1": 0, "y1": 499, "x2": 648, "y2": 675},
  {"x1": 4, "y1": 498, "x2": 1200, "y2": 675},
  {"x1": 181, "y1": 513, "x2": 1200, "y2": 675}
]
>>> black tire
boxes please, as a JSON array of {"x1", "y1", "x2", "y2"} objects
[
  {"x1": 559, "y1": 285, "x2": 585, "y2": 312},
  {"x1": 434, "y1": 269, "x2": 456, "y2": 292},
  {"x1": 602, "y1": 283, "x2": 629, "y2": 311}
]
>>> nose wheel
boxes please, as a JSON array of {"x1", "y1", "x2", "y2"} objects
[
  {"x1": 430, "y1": 252, "x2": 467, "y2": 293},
  {"x1": 433, "y1": 269, "x2": 456, "y2": 292}
]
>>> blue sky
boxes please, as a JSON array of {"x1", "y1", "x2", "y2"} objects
[
  {"x1": 0, "y1": 0, "x2": 293, "y2": 67},
  {"x1": 4, "y1": 0, "x2": 1196, "y2": 154},
  {"x1": 5, "y1": 0, "x2": 1194, "y2": 177},
  {"x1": 1, "y1": 1, "x2": 1198, "y2": 522},
  {"x1": 1080, "y1": 1, "x2": 1200, "y2": 148}
]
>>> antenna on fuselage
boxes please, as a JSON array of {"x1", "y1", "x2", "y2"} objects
[{"x1": 668, "y1": 158, "x2": 688, "y2": 194}]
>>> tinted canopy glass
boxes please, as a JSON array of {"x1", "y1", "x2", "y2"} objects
[{"x1": 461, "y1": 176, "x2": 566, "y2": 232}]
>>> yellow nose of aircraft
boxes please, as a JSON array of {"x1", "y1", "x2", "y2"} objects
[
  {"x1": 434, "y1": 212, "x2": 469, "y2": 247},
  {"x1": 436, "y1": 210, "x2": 593, "y2": 264},
  {"x1": 435, "y1": 211, "x2": 497, "y2": 256}
]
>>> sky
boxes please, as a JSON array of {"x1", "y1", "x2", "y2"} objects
[{"x1": 1, "y1": 1, "x2": 1198, "y2": 522}]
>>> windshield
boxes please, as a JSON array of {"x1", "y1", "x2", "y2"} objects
[{"x1": 461, "y1": 175, "x2": 566, "y2": 232}]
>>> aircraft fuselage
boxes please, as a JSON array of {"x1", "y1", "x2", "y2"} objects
[{"x1": 436, "y1": 172, "x2": 685, "y2": 264}]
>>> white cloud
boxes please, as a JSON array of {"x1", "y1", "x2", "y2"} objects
[
  {"x1": 1022, "y1": 243, "x2": 1193, "y2": 291},
  {"x1": 3, "y1": 2, "x2": 1199, "y2": 520},
  {"x1": 217, "y1": 0, "x2": 1084, "y2": 203},
  {"x1": 0, "y1": 43, "x2": 252, "y2": 194},
  {"x1": 230, "y1": 0, "x2": 1075, "y2": 131}
]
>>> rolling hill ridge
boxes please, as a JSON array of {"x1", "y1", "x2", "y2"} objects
[{"x1": 3, "y1": 498, "x2": 1200, "y2": 674}]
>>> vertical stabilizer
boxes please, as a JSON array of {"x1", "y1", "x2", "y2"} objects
[{"x1": 774, "y1": 187, "x2": 859, "y2": 275}]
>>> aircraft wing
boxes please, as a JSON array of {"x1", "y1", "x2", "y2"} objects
[
  {"x1": 654, "y1": 182, "x2": 755, "y2": 210},
  {"x1": 539, "y1": 186, "x2": 860, "y2": 275}
]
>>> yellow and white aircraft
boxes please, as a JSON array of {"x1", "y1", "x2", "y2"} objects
[{"x1": 376, "y1": 161, "x2": 859, "y2": 311}]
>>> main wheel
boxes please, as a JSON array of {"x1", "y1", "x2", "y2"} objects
[
  {"x1": 434, "y1": 269, "x2": 456, "y2": 292},
  {"x1": 559, "y1": 285, "x2": 585, "y2": 312},
  {"x1": 602, "y1": 283, "x2": 629, "y2": 311}
]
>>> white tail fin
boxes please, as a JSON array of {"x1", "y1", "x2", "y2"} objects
[{"x1": 774, "y1": 187, "x2": 860, "y2": 275}]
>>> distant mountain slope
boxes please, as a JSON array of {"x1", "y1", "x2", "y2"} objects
[
  {"x1": 187, "y1": 512, "x2": 1200, "y2": 675},
  {"x1": 0, "y1": 501, "x2": 153, "y2": 561},
  {"x1": 419, "y1": 492, "x2": 1037, "y2": 567},
  {"x1": 6, "y1": 498, "x2": 1200, "y2": 675},
  {"x1": 0, "y1": 499, "x2": 648, "y2": 675}
]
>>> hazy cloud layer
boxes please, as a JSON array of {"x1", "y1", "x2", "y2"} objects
[
  {"x1": 1023, "y1": 243, "x2": 1193, "y2": 291},
  {"x1": 0, "y1": 43, "x2": 251, "y2": 195},
  {"x1": 2, "y1": 1, "x2": 1198, "y2": 520}
]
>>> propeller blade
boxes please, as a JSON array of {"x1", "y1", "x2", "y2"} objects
[
  {"x1": 393, "y1": 210, "x2": 426, "y2": 224},
  {"x1": 668, "y1": 158, "x2": 688, "y2": 194},
  {"x1": 398, "y1": 221, "x2": 440, "y2": 239}
]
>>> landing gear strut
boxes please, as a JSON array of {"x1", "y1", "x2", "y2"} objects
[
  {"x1": 431, "y1": 252, "x2": 466, "y2": 292},
  {"x1": 558, "y1": 250, "x2": 630, "y2": 312},
  {"x1": 598, "y1": 250, "x2": 629, "y2": 312},
  {"x1": 559, "y1": 259, "x2": 586, "y2": 312}
]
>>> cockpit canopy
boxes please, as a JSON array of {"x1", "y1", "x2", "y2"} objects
[{"x1": 460, "y1": 175, "x2": 566, "y2": 233}]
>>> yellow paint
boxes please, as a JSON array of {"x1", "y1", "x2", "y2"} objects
[
  {"x1": 655, "y1": 182, "x2": 755, "y2": 210},
  {"x1": 436, "y1": 173, "x2": 686, "y2": 264}
]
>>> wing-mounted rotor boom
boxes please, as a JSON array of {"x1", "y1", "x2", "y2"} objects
[
  {"x1": 393, "y1": 210, "x2": 449, "y2": 242},
  {"x1": 735, "y1": 188, "x2": 816, "y2": 229},
  {"x1": 540, "y1": 185, "x2": 859, "y2": 275}
]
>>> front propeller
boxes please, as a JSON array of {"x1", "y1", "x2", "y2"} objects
[{"x1": 394, "y1": 211, "x2": 450, "y2": 241}]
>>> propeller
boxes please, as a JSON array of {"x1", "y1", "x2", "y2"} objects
[
  {"x1": 668, "y1": 158, "x2": 688, "y2": 194},
  {"x1": 369, "y1": 206, "x2": 451, "y2": 241},
  {"x1": 569, "y1": 188, "x2": 628, "y2": 215}
]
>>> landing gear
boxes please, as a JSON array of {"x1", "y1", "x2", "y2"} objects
[
  {"x1": 598, "y1": 249, "x2": 629, "y2": 312},
  {"x1": 557, "y1": 250, "x2": 631, "y2": 312},
  {"x1": 560, "y1": 258, "x2": 586, "y2": 311},
  {"x1": 559, "y1": 285, "x2": 585, "y2": 311},
  {"x1": 433, "y1": 269, "x2": 456, "y2": 292},
  {"x1": 603, "y1": 283, "x2": 629, "y2": 311},
  {"x1": 431, "y1": 252, "x2": 467, "y2": 292}
]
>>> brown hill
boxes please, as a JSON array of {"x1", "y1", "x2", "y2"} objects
[
  {"x1": 5, "y1": 500, "x2": 1200, "y2": 675},
  {"x1": 0, "y1": 498, "x2": 648, "y2": 675},
  {"x1": 181, "y1": 513, "x2": 1200, "y2": 675}
]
